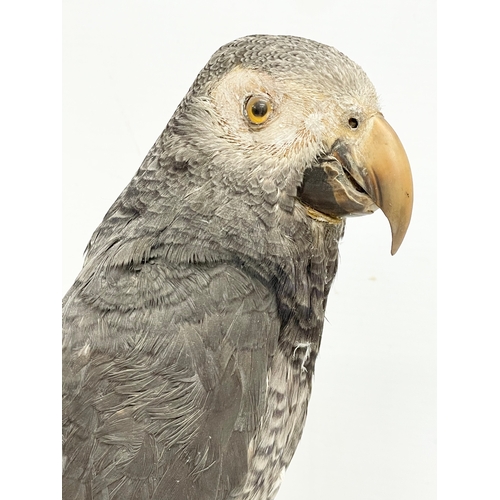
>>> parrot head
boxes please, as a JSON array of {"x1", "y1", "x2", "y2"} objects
[{"x1": 160, "y1": 35, "x2": 413, "y2": 255}]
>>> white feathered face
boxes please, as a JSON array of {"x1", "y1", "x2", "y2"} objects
[{"x1": 207, "y1": 65, "x2": 377, "y2": 167}]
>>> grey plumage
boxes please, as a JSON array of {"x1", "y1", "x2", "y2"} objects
[{"x1": 63, "y1": 34, "x2": 412, "y2": 500}]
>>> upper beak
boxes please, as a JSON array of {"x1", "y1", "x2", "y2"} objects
[{"x1": 297, "y1": 113, "x2": 413, "y2": 255}]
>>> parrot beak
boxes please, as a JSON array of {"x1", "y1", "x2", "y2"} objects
[{"x1": 297, "y1": 114, "x2": 413, "y2": 254}]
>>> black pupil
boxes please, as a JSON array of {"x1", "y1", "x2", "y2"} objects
[
  {"x1": 348, "y1": 117, "x2": 358, "y2": 128},
  {"x1": 252, "y1": 100, "x2": 268, "y2": 117}
]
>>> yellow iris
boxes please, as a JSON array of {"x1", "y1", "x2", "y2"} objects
[{"x1": 245, "y1": 95, "x2": 272, "y2": 124}]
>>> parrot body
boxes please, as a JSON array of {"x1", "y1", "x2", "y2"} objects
[{"x1": 63, "y1": 35, "x2": 412, "y2": 500}]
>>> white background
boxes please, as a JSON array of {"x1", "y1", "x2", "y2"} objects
[{"x1": 62, "y1": 1, "x2": 436, "y2": 499}]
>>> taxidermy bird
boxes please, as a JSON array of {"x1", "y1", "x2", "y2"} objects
[{"x1": 62, "y1": 34, "x2": 413, "y2": 500}]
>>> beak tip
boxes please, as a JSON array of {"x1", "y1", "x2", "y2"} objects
[
  {"x1": 389, "y1": 216, "x2": 411, "y2": 256},
  {"x1": 390, "y1": 239, "x2": 400, "y2": 256}
]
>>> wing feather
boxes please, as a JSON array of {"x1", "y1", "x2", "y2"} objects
[{"x1": 63, "y1": 258, "x2": 279, "y2": 500}]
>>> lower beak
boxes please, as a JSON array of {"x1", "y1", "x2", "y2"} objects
[{"x1": 297, "y1": 114, "x2": 413, "y2": 255}]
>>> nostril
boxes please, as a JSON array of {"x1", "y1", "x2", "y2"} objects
[{"x1": 348, "y1": 117, "x2": 359, "y2": 129}]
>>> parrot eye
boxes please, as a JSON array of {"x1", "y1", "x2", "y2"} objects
[
  {"x1": 245, "y1": 95, "x2": 272, "y2": 125},
  {"x1": 348, "y1": 117, "x2": 359, "y2": 129}
]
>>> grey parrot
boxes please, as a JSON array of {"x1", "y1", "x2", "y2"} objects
[{"x1": 63, "y1": 34, "x2": 413, "y2": 500}]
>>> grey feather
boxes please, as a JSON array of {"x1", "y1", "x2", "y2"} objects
[{"x1": 63, "y1": 34, "x2": 380, "y2": 500}]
